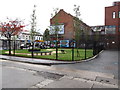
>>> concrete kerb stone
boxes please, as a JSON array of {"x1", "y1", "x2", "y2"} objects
[
  {"x1": 0, "y1": 50, "x2": 103, "y2": 65},
  {"x1": 51, "y1": 50, "x2": 104, "y2": 64},
  {"x1": 0, "y1": 56, "x2": 75, "y2": 66},
  {"x1": 73, "y1": 50, "x2": 104, "y2": 64},
  {"x1": 1, "y1": 58, "x2": 51, "y2": 66}
]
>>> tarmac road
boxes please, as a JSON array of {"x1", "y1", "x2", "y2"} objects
[{"x1": 52, "y1": 50, "x2": 119, "y2": 79}]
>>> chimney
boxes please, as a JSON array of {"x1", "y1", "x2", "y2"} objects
[
  {"x1": 113, "y1": 1, "x2": 120, "y2": 6},
  {"x1": 60, "y1": 9, "x2": 64, "y2": 11}
]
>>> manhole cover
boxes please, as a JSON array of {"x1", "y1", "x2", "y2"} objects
[{"x1": 35, "y1": 71, "x2": 64, "y2": 80}]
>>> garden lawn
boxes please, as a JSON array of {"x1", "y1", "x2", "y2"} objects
[{"x1": 1, "y1": 48, "x2": 93, "y2": 61}]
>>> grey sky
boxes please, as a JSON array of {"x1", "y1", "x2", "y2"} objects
[{"x1": 0, "y1": 0, "x2": 116, "y2": 34}]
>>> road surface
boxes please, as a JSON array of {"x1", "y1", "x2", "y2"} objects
[{"x1": 52, "y1": 50, "x2": 119, "y2": 79}]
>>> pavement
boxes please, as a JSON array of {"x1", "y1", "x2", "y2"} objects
[{"x1": 0, "y1": 50, "x2": 101, "y2": 65}]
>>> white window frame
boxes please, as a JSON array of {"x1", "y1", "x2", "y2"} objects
[
  {"x1": 119, "y1": 11, "x2": 120, "y2": 18},
  {"x1": 112, "y1": 12, "x2": 116, "y2": 18}
]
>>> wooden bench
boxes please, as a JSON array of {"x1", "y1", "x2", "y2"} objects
[
  {"x1": 28, "y1": 49, "x2": 40, "y2": 52},
  {"x1": 32, "y1": 51, "x2": 52, "y2": 55},
  {"x1": 61, "y1": 49, "x2": 65, "y2": 54}
]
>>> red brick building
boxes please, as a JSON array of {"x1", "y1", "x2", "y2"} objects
[
  {"x1": 105, "y1": 1, "x2": 120, "y2": 49},
  {"x1": 50, "y1": 9, "x2": 92, "y2": 41}
]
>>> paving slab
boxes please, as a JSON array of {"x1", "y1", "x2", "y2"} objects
[
  {"x1": 49, "y1": 67, "x2": 115, "y2": 81},
  {"x1": 2, "y1": 66, "x2": 45, "y2": 88},
  {"x1": 43, "y1": 78, "x2": 93, "y2": 88},
  {"x1": 96, "y1": 76, "x2": 118, "y2": 85},
  {"x1": 0, "y1": 65, "x2": 2, "y2": 90},
  {"x1": 92, "y1": 83, "x2": 118, "y2": 88},
  {"x1": 35, "y1": 79, "x2": 54, "y2": 88}
]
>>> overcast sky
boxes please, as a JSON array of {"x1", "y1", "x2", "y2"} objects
[{"x1": 0, "y1": 0, "x2": 116, "y2": 34}]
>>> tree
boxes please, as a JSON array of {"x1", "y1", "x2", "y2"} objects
[
  {"x1": 50, "y1": 8, "x2": 61, "y2": 60},
  {"x1": 0, "y1": 18, "x2": 25, "y2": 55},
  {"x1": 73, "y1": 5, "x2": 81, "y2": 17},
  {"x1": 43, "y1": 28, "x2": 50, "y2": 41},
  {"x1": 30, "y1": 5, "x2": 37, "y2": 57},
  {"x1": 73, "y1": 5, "x2": 81, "y2": 57}
]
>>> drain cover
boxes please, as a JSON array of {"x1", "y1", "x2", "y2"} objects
[
  {"x1": 96, "y1": 76, "x2": 118, "y2": 85},
  {"x1": 35, "y1": 71, "x2": 64, "y2": 80}
]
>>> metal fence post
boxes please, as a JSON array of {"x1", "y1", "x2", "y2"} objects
[
  {"x1": 72, "y1": 47, "x2": 74, "y2": 61},
  {"x1": 85, "y1": 41, "x2": 86, "y2": 59}
]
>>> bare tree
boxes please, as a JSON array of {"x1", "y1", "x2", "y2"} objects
[
  {"x1": 73, "y1": 5, "x2": 81, "y2": 57},
  {"x1": 50, "y1": 8, "x2": 61, "y2": 60},
  {"x1": 30, "y1": 5, "x2": 37, "y2": 57}
]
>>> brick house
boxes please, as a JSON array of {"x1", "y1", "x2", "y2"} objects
[
  {"x1": 105, "y1": 1, "x2": 120, "y2": 49},
  {"x1": 50, "y1": 9, "x2": 92, "y2": 41}
]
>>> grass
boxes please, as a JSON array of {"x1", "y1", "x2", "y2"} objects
[{"x1": 1, "y1": 48, "x2": 93, "y2": 61}]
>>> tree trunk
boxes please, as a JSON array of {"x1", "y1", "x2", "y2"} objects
[
  {"x1": 32, "y1": 42, "x2": 34, "y2": 58},
  {"x1": 8, "y1": 34, "x2": 11, "y2": 55},
  {"x1": 13, "y1": 40, "x2": 15, "y2": 55},
  {"x1": 8, "y1": 39, "x2": 11, "y2": 55},
  {"x1": 56, "y1": 41, "x2": 58, "y2": 60},
  {"x1": 56, "y1": 38, "x2": 58, "y2": 60}
]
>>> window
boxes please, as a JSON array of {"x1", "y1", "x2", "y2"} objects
[
  {"x1": 23, "y1": 35, "x2": 25, "y2": 39},
  {"x1": 112, "y1": 12, "x2": 116, "y2": 18},
  {"x1": 26, "y1": 36, "x2": 28, "y2": 40},
  {"x1": 119, "y1": 11, "x2": 120, "y2": 18},
  {"x1": 119, "y1": 26, "x2": 120, "y2": 32},
  {"x1": 29, "y1": 36, "x2": 30, "y2": 39},
  {"x1": 50, "y1": 24, "x2": 64, "y2": 35},
  {"x1": 105, "y1": 25, "x2": 116, "y2": 34}
]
